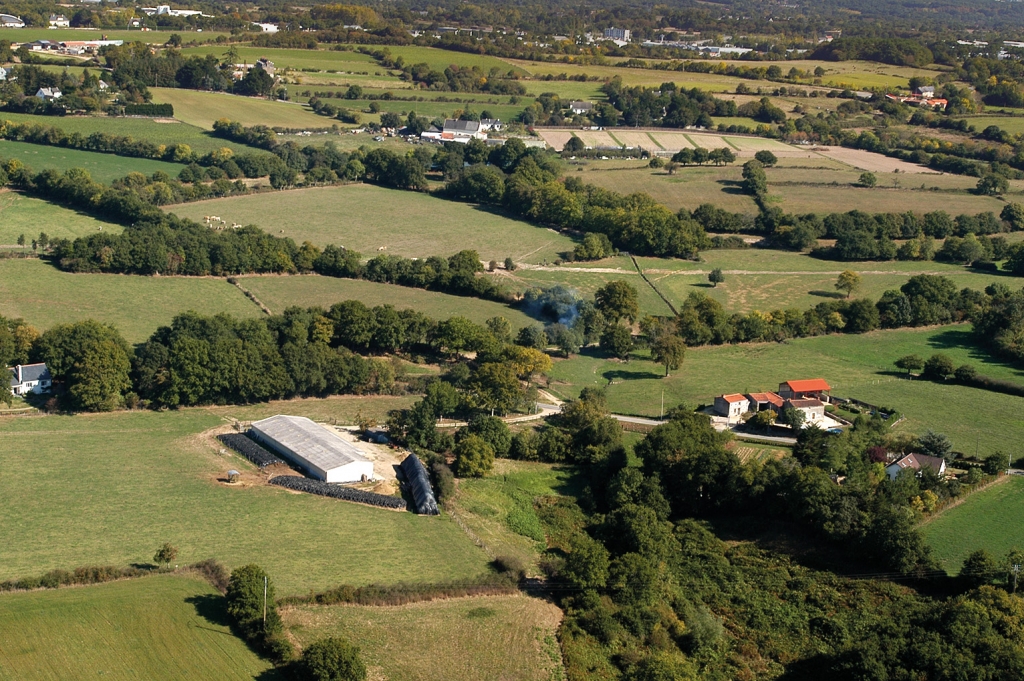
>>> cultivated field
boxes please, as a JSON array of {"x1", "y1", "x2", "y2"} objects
[
  {"x1": 282, "y1": 594, "x2": 563, "y2": 681},
  {"x1": 812, "y1": 146, "x2": 934, "y2": 174},
  {"x1": 541, "y1": 128, "x2": 797, "y2": 156},
  {"x1": 0, "y1": 112, "x2": 258, "y2": 156},
  {"x1": 0, "y1": 139, "x2": 184, "y2": 182},
  {"x1": 151, "y1": 88, "x2": 330, "y2": 129},
  {"x1": 0, "y1": 409, "x2": 489, "y2": 593},
  {"x1": 0, "y1": 260, "x2": 261, "y2": 343},
  {"x1": 545, "y1": 324, "x2": 1024, "y2": 458},
  {"x1": 0, "y1": 192, "x2": 122, "y2": 246},
  {"x1": 0, "y1": 575, "x2": 278, "y2": 681},
  {"x1": 168, "y1": 184, "x2": 576, "y2": 263},
  {"x1": 240, "y1": 274, "x2": 536, "y2": 327},
  {"x1": 922, "y1": 476, "x2": 1024, "y2": 574}
]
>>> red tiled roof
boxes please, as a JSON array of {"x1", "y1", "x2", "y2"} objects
[
  {"x1": 747, "y1": 392, "x2": 784, "y2": 406},
  {"x1": 782, "y1": 379, "x2": 831, "y2": 393},
  {"x1": 720, "y1": 393, "x2": 747, "y2": 403}
]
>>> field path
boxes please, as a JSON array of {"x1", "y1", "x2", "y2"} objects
[{"x1": 519, "y1": 264, "x2": 970, "y2": 276}]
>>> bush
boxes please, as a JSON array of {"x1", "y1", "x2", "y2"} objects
[
  {"x1": 297, "y1": 637, "x2": 366, "y2": 681},
  {"x1": 453, "y1": 434, "x2": 495, "y2": 477},
  {"x1": 492, "y1": 555, "x2": 527, "y2": 581}
]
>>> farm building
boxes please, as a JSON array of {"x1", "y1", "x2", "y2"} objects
[
  {"x1": 778, "y1": 379, "x2": 831, "y2": 401},
  {"x1": 569, "y1": 101, "x2": 594, "y2": 115},
  {"x1": 747, "y1": 392, "x2": 784, "y2": 412},
  {"x1": 249, "y1": 415, "x2": 374, "y2": 483},
  {"x1": 714, "y1": 394, "x2": 749, "y2": 422},
  {"x1": 886, "y1": 453, "x2": 947, "y2": 481},
  {"x1": 782, "y1": 398, "x2": 826, "y2": 424}
]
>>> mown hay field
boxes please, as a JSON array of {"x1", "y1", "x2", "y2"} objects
[
  {"x1": 168, "y1": 184, "x2": 576, "y2": 263},
  {"x1": 283, "y1": 594, "x2": 563, "y2": 681},
  {"x1": 0, "y1": 139, "x2": 184, "y2": 183},
  {"x1": 151, "y1": 87, "x2": 330, "y2": 129},
  {"x1": 0, "y1": 191, "x2": 123, "y2": 246},
  {"x1": 239, "y1": 274, "x2": 538, "y2": 328},
  {"x1": 0, "y1": 112, "x2": 258, "y2": 156},
  {"x1": 0, "y1": 575, "x2": 279, "y2": 681},
  {"x1": 545, "y1": 324, "x2": 1024, "y2": 458},
  {"x1": 0, "y1": 409, "x2": 489, "y2": 593},
  {"x1": 0, "y1": 259, "x2": 261, "y2": 343},
  {"x1": 922, "y1": 476, "x2": 1024, "y2": 574}
]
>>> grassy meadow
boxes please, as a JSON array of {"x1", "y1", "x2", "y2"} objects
[
  {"x1": 151, "y1": 87, "x2": 330, "y2": 129},
  {"x1": 282, "y1": 594, "x2": 563, "y2": 681},
  {"x1": 0, "y1": 575, "x2": 278, "y2": 681},
  {"x1": 0, "y1": 28, "x2": 226, "y2": 43},
  {"x1": 168, "y1": 184, "x2": 576, "y2": 263},
  {"x1": 545, "y1": 324, "x2": 1024, "y2": 458},
  {"x1": 0, "y1": 192, "x2": 122, "y2": 246},
  {"x1": 0, "y1": 259, "x2": 261, "y2": 343},
  {"x1": 0, "y1": 408, "x2": 489, "y2": 593},
  {"x1": 922, "y1": 476, "x2": 1024, "y2": 574},
  {"x1": 512, "y1": 264, "x2": 675, "y2": 318},
  {"x1": 0, "y1": 112, "x2": 258, "y2": 156},
  {"x1": 0, "y1": 138, "x2": 184, "y2": 182},
  {"x1": 239, "y1": 274, "x2": 537, "y2": 328}
]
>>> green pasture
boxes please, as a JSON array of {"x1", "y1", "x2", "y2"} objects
[
  {"x1": 0, "y1": 409, "x2": 489, "y2": 593},
  {"x1": 0, "y1": 139, "x2": 184, "y2": 182},
  {"x1": 922, "y1": 476, "x2": 1024, "y2": 574},
  {"x1": 204, "y1": 394, "x2": 415, "y2": 425},
  {"x1": 770, "y1": 184, "x2": 1012, "y2": 216},
  {"x1": 0, "y1": 575, "x2": 278, "y2": 681},
  {"x1": 546, "y1": 324, "x2": 1024, "y2": 457},
  {"x1": 168, "y1": 183, "x2": 576, "y2": 263},
  {"x1": 0, "y1": 259, "x2": 260, "y2": 343},
  {"x1": 181, "y1": 44, "x2": 378, "y2": 71},
  {"x1": 239, "y1": 274, "x2": 537, "y2": 328},
  {"x1": 283, "y1": 594, "x2": 562, "y2": 681},
  {"x1": 0, "y1": 28, "x2": 227, "y2": 43},
  {"x1": 579, "y1": 162, "x2": 758, "y2": 213},
  {"x1": 635, "y1": 248, "x2": 1001, "y2": 274},
  {"x1": 512, "y1": 265, "x2": 675, "y2": 318},
  {"x1": 291, "y1": 70, "x2": 412, "y2": 90},
  {"x1": 353, "y1": 44, "x2": 528, "y2": 75},
  {"x1": 0, "y1": 192, "x2": 122, "y2": 246},
  {"x1": 0, "y1": 112, "x2": 257, "y2": 156},
  {"x1": 291, "y1": 96, "x2": 525, "y2": 122},
  {"x1": 151, "y1": 87, "x2": 329, "y2": 129},
  {"x1": 960, "y1": 115, "x2": 1024, "y2": 135},
  {"x1": 453, "y1": 459, "x2": 583, "y2": 571}
]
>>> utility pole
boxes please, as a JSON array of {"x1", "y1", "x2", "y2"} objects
[
  {"x1": 1013, "y1": 564, "x2": 1021, "y2": 594},
  {"x1": 661, "y1": 389, "x2": 664, "y2": 420},
  {"x1": 263, "y1": 575, "x2": 267, "y2": 629}
]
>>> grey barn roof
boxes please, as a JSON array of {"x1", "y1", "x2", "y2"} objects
[
  {"x1": 9, "y1": 363, "x2": 50, "y2": 387},
  {"x1": 443, "y1": 118, "x2": 480, "y2": 132},
  {"x1": 250, "y1": 415, "x2": 370, "y2": 471}
]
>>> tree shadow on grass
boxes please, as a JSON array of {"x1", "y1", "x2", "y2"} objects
[
  {"x1": 185, "y1": 593, "x2": 233, "y2": 628},
  {"x1": 809, "y1": 290, "x2": 846, "y2": 300},
  {"x1": 602, "y1": 368, "x2": 664, "y2": 383},
  {"x1": 926, "y1": 327, "x2": 1024, "y2": 378}
]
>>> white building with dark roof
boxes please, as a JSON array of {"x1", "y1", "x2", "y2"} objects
[
  {"x1": 8, "y1": 363, "x2": 52, "y2": 396},
  {"x1": 249, "y1": 415, "x2": 374, "y2": 483},
  {"x1": 0, "y1": 14, "x2": 25, "y2": 27}
]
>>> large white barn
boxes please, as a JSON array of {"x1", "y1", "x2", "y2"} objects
[{"x1": 249, "y1": 415, "x2": 374, "y2": 483}]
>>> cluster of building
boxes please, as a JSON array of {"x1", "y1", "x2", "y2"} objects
[
  {"x1": 885, "y1": 85, "x2": 948, "y2": 110},
  {"x1": 230, "y1": 57, "x2": 275, "y2": 81},
  {"x1": 714, "y1": 378, "x2": 833, "y2": 427},
  {"x1": 19, "y1": 38, "x2": 124, "y2": 56},
  {"x1": 419, "y1": 117, "x2": 504, "y2": 143}
]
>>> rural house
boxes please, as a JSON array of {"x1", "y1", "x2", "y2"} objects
[
  {"x1": 48, "y1": 14, "x2": 69, "y2": 27},
  {"x1": 886, "y1": 453, "x2": 947, "y2": 480},
  {"x1": 35, "y1": 87, "x2": 61, "y2": 101},
  {"x1": 479, "y1": 118, "x2": 504, "y2": 132},
  {"x1": 714, "y1": 394, "x2": 750, "y2": 422},
  {"x1": 746, "y1": 392, "x2": 784, "y2": 412},
  {"x1": 778, "y1": 379, "x2": 831, "y2": 402},
  {"x1": 781, "y1": 398, "x2": 826, "y2": 424},
  {"x1": 8, "y1": 363, "x2": 52, "y2": 396},
  {"x1": 421, "y1": 119, "x2": 487, "y2": 143},
  {"x1": 0, "y1": 67, "x2": 7, "y2": 81},
  {"x1": 569, "y1": 101, "x2": 594, "y2": 115}
]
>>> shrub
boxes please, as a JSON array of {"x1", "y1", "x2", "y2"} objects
[
  {"x1": 453, "y1": 434, "x2": 495, "y2": 477},
  {"x1": 297, "y1": 637, "x2": 366, "y2": 681}
]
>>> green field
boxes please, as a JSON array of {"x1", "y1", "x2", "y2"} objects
[
  {"x1": 240, "y1": 274, "x2": 537, "y2": 328},
  {"x1": 168, "y1": 184, "x2": 576, "y2": 263},
  {"x1": 0, "y1": 112, "x2": 258, "y2": 156},
  {"x1": 0, "y1": 28, "x2": 227, "y2": 43},
  {"x1": 453, "y1": 459, "x2": 583, "y2": 571},
  {"x1": 960, "y1": 116, "x2": 1024, "y2": 135},
  {"x1": 546, "y1": 324, "x2": 1024, "y2": 457},
  {"x1": 0, "y1": 408, "x2": 489, "y2": 593},
  {"x1": 283, "y1": 594, "x2": 562, "y2": 681},
  {"x1": 182, "y1": 44, "x2": 379, "y2": 71},
  {"x1": 579, "y1": 162, "x2": 1014, "y2": 215},
  {"x1": 0, "y1": 139, "x2": 184, "y2": 182},
  {"x1": 0, "y1": 259, "x2": 261, "y2": 343},
  {"x1": 922, "y1": 476, "x2": 1024, "y2": 574},
  {"x1": 0, "y1": 191, "x2": 123, "y2": 246},
  {"x1": 0, "y1": 575, "x2": 278, "y2": 681},
  {"x1": 512, "y1": 264, "x2": 675, "y2": 318},
  {"x1": 151, "y1": 87, "x2": 331, "y2": 129}
]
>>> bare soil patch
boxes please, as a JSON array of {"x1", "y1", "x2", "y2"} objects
[{"x1": 812, "y1": 146, "x2": 933, "y2": 174}]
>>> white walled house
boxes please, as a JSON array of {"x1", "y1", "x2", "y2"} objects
[
  {"x1": 714, "y1": 394, "x2": 750, "y2": 423},
  {"x1": 8, "y1": 363, "x2": 52, "y2": 396}
]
